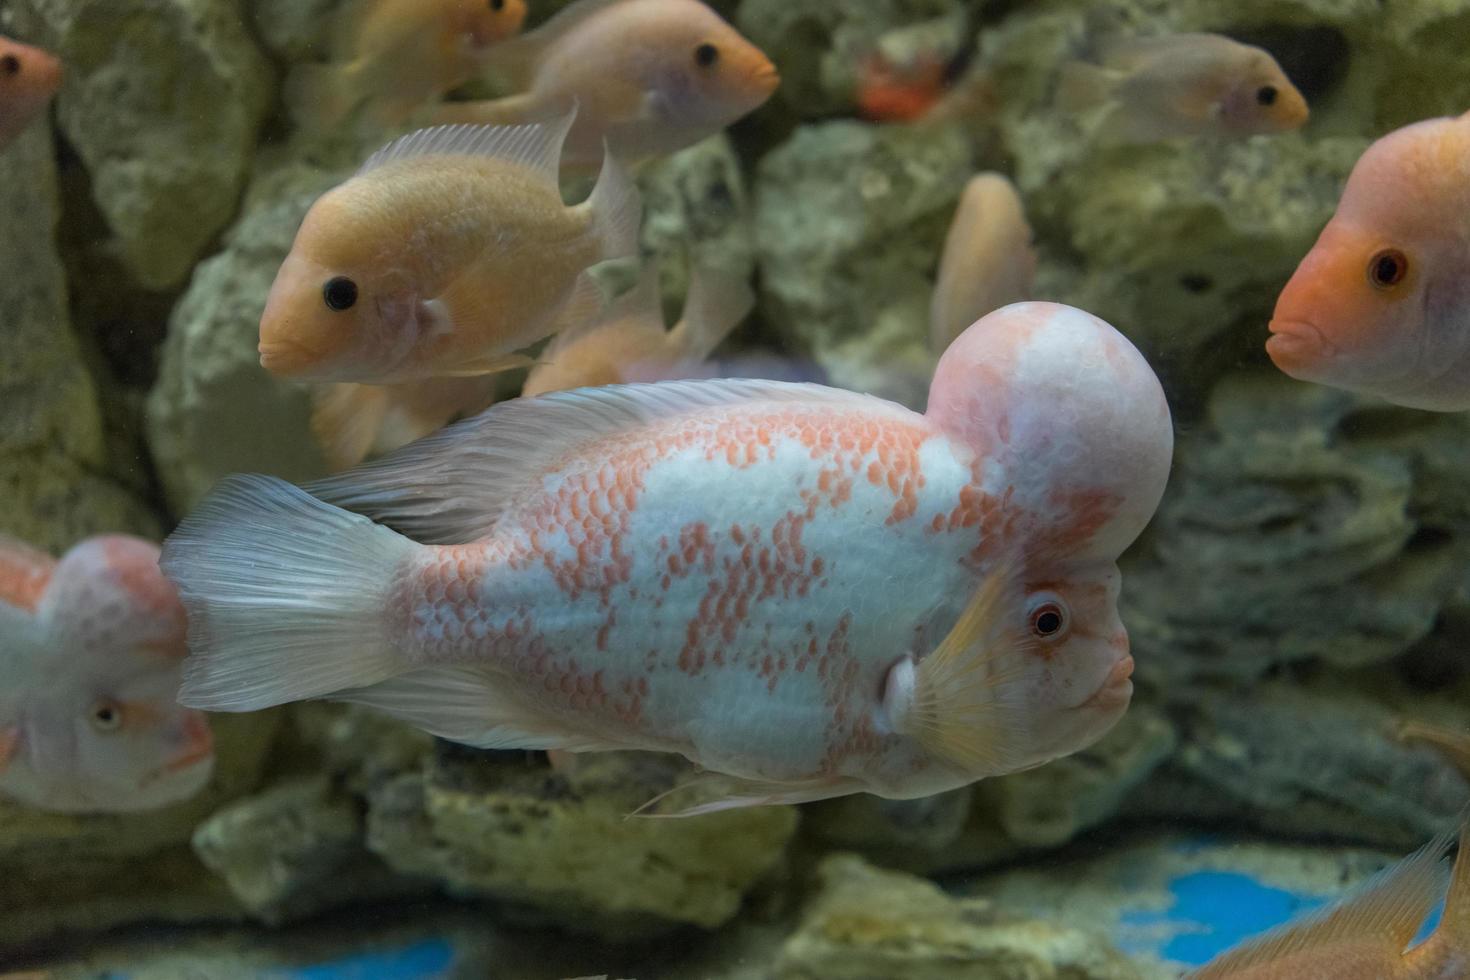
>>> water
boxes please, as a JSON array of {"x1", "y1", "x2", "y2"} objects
[{"x1": 2, "y1": 0, "x2": 1468, "y2": 977}]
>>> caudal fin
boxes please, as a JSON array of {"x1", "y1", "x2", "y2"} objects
[
  {"x1": 161, "y1": 474, "x2": 418, "y2": 712},
  {"x1": 1054, "y1": 61, "x2": 1116, "y2": 113},
  {"x1": 586, "y1": 143, "x2": 642, "y2": 261}
]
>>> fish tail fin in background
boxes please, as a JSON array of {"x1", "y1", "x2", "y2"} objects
[
  {"x1": 585, "y1": 142, "x2": 642, "y2": 262},
  {"x1": 668, "y1": 265, "x2": 756, "y2": 362},
  {"x1": 1185, "y1": 829, "x2": 1453, "y2": 978},
  {"x1": 313, "y1": 383, "x2": 392, "y2": 472},
  {"x1": 1054, "y1": 60, "x2": 1117, "y2": 113},
  {"x1": 284, "y1": 61, "x2": 362, "y2": 128},
  {"x1": 161, "y1": 473, "x2": 418, "y2": 713}
]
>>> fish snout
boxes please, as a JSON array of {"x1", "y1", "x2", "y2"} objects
[
  {"x1": 752, "y1": 59, "x2": 781, "y2": 96},
  {"x1": 1082, "y1": 655, "x2": 1134, "y2": 711},
  {"x1": 259, "y1": 337, "x2": 323, "y2": 378},
  {"x1": 1266, "y1": 318, "x2": 1333, "y2": 375}
]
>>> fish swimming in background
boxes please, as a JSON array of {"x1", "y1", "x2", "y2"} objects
[
  {"x1": 1268, "y1": 111, "x2": 1470, "y2": 411},
  {"x1": 1185, "y1": 818, "x2": 1470, "y2": 978},
  {"x1": 1057, "y1": 33, "x2": 1308, "y2": 142},
  {"x1": 856, "y1": 51, "x2": 952, "y2": 124},
  {"x1": 434, "y1": 0, "x2": 779, "y2": 171},
  {"x1": 521, "y1": 262, "x2": 753, "y2": 397},
  {"x1": 930, "y1": 173, "x2": 1036, "y2": 355},
  {"x1": 1396, "y1": 719, "x2": 1470, "y2": 780},
  {"x1": 288, "y1": 0, "x2": 527, "y2": 127},
  {"x1": 161, "y1": 302, "x2": 1172, "y2": 814},
  {"x1": 0, "y1": 35, "x2": 61, "y2": 152},
  {"x1": 258, "y1": 109, "x2": 640, "y2": 384},
  {"x1": 312, "y1": 375, "x2": 501, "y2": 471},
  {"x1": 0, "y1": 535, "x2": 214, "y2": 814}
]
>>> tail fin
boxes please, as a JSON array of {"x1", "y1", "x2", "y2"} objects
[
  {"x1": 1054, "y1": 61, "x2": 1116, "y2": 113},
  {"x1": 670, "y1": 266, "x2": 755, "y2": 362},
  {"x1": 161, "y1": 474, "x2": 418, "y2": 712},
  {"x1": 585, "y1": 143, "x2": 642, "y2": 261}
]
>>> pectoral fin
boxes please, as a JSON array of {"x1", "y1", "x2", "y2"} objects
[{"x1": 632, "y1": 770, "x2": 862, "y2": 818}]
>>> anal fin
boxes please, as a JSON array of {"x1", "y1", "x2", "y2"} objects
[{"x1": 633, "y1": 770, "x2": 861, "y2": 818}]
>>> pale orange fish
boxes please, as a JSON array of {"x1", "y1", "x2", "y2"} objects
[
  {"x1": 289, "y1": 0, "x2": 527, "y2": 127},
  {"x1": 0, "y1": 535, "x2": 214, "y2": 813},
  {"x1": 1268, "y1": 111, "x2": 1470, "y2": 411},
  {"x1": 435, "y1": 0, "x2": 779, "y2": 170},
  {"x1": 1058, "y1": 33, "x2": 1308, "y2": 142},
  {"x1": 1396, "y1": 720, "x2": 1470, "y2": 779},
  {"x1": 1186, "y1": 817, "x2": 1470, "y2": 978},
  {"x1": 313, "y1": 375, "x2": 500, "y2": 471},
  {"x1": 930, "y1": 173, "x2": 1036, "y2": 354},
  {"x1": 0, "y1": 35, "x2": 61, "y2": 151},
  {"x1": 259, "y1": 109, "x2": 640, "y2": 384},
  {"x1": 521, "y1": 263, "x2": 753, "y2": 397}
]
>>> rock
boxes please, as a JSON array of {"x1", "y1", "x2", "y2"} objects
[
  {"x1": 192, "y1": 773, "x2": 426, "y2": 925},
  {"x1": 775, "y1": 853, "x2": 1145, "y2": 979},
  {"x1": 365, "y1": 748, "x2": 799, "y2": 938},
  {"x1": 807, "y1": 787, "x2": 975, "y2": 859},
  {"x1": 248, "y1": 0, "x2": 340, "y2": 63},
  {"x1": 0, "y1": 124, "x2": 159, "y2": 551},
  {"x1": 754, "y1": 119, "x2": 973, "y2": 407},
  {"x1": 9, "y1": 0, "x2": 273, "y2": 291}
]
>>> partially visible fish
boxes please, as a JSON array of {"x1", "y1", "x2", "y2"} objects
[
  {"x1": 930, "y1": 173, "x2": 1036, "y2": 354},
  {"x1": 0, "y1": 35, "x2": 61, "y2": 151},
  {"x1": 1058, "y1": 33, "x2": 1308, "y2": 142},
  {"x1": 288, "y1": 0, "x2": 527, "y2": 127},
  {"x1": 258, "y1": 109, "x2": 641, "y2": 384},
  {"x1": 313, "y1": 375, "x2": 501, "y2": 471},
  {"x1": 1396, "y1": 719, "x2": 1470, "y2": 780},
  {"x1": 1267, "y1": 111, "x2": 1470, "y2": 411},
  {"x1": 434, "y1": 0, "x2": 779, "y2": 170},
  {"x1": 522, "y1": 263, "x2": 753, "y2": 397},
  {"x1": 1186, "y1": 817, "x2": 1470, "y2": 978},
  {"x1": 0, "y1": 535, "x2": 214, "y2": 814},
  {"x1": 856, "y1": 51, "x2": 951, "y2": 124}
]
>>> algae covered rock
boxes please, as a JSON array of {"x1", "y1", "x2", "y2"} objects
[
  {"x1": 365, "y1": 748, "x2": 798, "y2": 937},
  {"x1": 9, "y1": 0, "x2": 274, "y2": 291},
  {"x1": 776, "y1": 853, "x2": 1144, "y2": 979}
]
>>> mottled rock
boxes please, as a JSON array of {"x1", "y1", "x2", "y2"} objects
[
  {"x1": 754, "y1": 119, "x2": 972, "y2": 406},
  {"x1": 365, "y1": 749, "x2": 798, "y2": 937},
  {"x1": 248, "y1": 0, "x2": 339, "y2": 63},
  {"x1": 776, "y1": 853, "x2": 1144, "y2": 979},
  {"x1": 10, "y1": 0, "x2": 274, "y2": 291},
  {"x1": 807, "y1": 787, "x2": 974, "y2": 857}
]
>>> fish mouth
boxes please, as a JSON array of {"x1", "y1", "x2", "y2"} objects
[
  {"x1": 259, "y1": 338, "x2": 324, "y2": 377},
  {"x1": 754, "y1": 63, "x2": 781, "y2": 94},
  {"x1": 1266, "y1": 318, "x2": 1335, "y2": 373},
  {"x1": 1080, "y1": 656, "x2": 1134, "y2": 710}
]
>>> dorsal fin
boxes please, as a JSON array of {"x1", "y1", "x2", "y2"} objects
[
  {"x1": 544, "y1": 263, "x2": 663, "y2": 358},
  {"x1": 306, "y1": 378, "x2": 900, "y2": 544},
  {"x1": 1186, "y1": 832, "x2": 1454, "y2": 978},
  {"x1": 356, "y1": 105, "x2": 578, "y2": 187},
  {"x1": 0, "y1": 534, "x2": 55, "y2": 613}
]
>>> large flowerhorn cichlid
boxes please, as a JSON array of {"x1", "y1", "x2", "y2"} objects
[{"x1": 161, "y1": 302, "x2": 1173, "y2": 815}]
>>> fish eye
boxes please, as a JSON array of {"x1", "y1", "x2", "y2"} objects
[
  {"x1": 0, "y1": 55, "x2": 19, "y2": 77},
  {"x1": 1255, "y1": 85, "x2": 1278, "y2": 106},
  {"x1": 322, "y1": 276, "x2": 358, "y2": 311},
  {"x1": 489, "y1": 0, "x2": 504, "y2": 9},
  {"x1": 89, "y1": 698, "x2": 123, "y2": 733},
  {"x1": 1027, "y1": 597, "x2": 1069, "y2": 640},
  {"x1": 694, "y1": 43, "x2": 719, "y2": 68},
  {"x1": 1367, "y1": 248, "x2": 1408, "y2": 289}
]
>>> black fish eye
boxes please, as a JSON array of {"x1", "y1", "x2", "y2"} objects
[
  {"x1": 1256, "y1": 85, "x2": 1278, "y2": 106},
  {"x1": 489, "y1": 0, "x2": 504, "y2": 9},
  {"x1": 0, "y1": 55, "x2": 19, "y2": 77},
  {"x1": 322, "y1": 276, "x2": 358, "y2": 311},
  {"x1": 1367, "y1": 248, "x2": 1408, "y2": 289},
  {"x1": 694, "y1": 43, "x2": 719, "y2": 68},
  {"x1": 1030, "y1": 602, "x2": 1067, "y2": 639},
  {"x1": 90, "y1": 698, "x2": 122, "y2": 732}
]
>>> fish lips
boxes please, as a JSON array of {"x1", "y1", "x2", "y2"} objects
[{"x1": 1266, "y1": 317, "x2": 1336, "y2": 377}]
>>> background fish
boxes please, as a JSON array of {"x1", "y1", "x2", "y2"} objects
[
  {"x1": 0, "y1": 35, "x2": 61, "y2": 151},
  {"x1": 258, "y1": 110, "x2": 640, "y2": 384},
  {"x1": 435, "y1": 0, "x2": 779, "y2": 170},
  {"x1": 1268, "y1": 110, "x2": 1470, "y2": 411},
  {"x1": 521, "y1": 262, "x2": 754, "y2": 396},
  {"x1": 161, "y1": 302, "x2": 1172, "y2": 814},
  {"x1": 0, "y1": 535, "x2": 214, "y2": 814},
  {"x1": 929, "y1": 173, "x2": 1037, "y2": 354},
  {"x1": 312, "y1": 375, "x2": 501, "y2": 471},
  {"x1": 1058, "y1": 33, "x2": 1308, "y2": 142}
]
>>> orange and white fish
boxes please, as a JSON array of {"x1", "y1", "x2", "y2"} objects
[
  {"x1": 313, "y1": 375, "x2": 501, "y2": 471},
  {"x1": 1058, "y1": 33, "x2": 1308, "y2": 142},
  {"x1": 435, "y1": 0, "x2": 779, "y2": 171},
  {"x1": 0, "y1": 35, "x2": 61, "y2": 151},
  {"x1": 288, "y1": 0, "x2": 527, "y2": 127},
  {"x1": 162, "y1": 302, "x2": 1172, "y2": 814},
  {"x1": 521, "y1": 263, "x2": 753, "y2": 397},
  {"x1": 1186, "y1": 818, "x2": 1470, "y2": 978},
  {"x1": 930, "y1": 173, "x2": 1036, "y2": 354},
  {"x1": 1268, "y1": 111, "x2": 1470, "y2": 411},
  {"x1": 258, "y1": 109, "x2": 640, "y2": 384},
  {"x1": 0, "y1": 535, "x2": 214, "y2": 813}
]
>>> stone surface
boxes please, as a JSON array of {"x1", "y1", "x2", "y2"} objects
[
  {"x1": 775, "y1": 853, "x2": 1144, "y2": 980},
  {"x1": 365, "y1": 748, "x2": 799, "y2": 938},
  {"x1": 10, "y1": 0, "x2": 274, "y2": 291}
]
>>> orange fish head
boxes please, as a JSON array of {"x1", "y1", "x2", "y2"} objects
[
  {"x1": 458, "y1": 0, "x2": 526, "y2": 47},
  {"x1": 1221, "y1": 57, "x2": 1308, "y2": 134},
  {"x1": 672, "y1": 19, "x2": 779, "y2": 124},
  {"x1": 0, "y1": 37, "x2": 63, "y2": 119},
  {"x1": 1268, "y1": 220, "x2": 1427, "y2": 392}
]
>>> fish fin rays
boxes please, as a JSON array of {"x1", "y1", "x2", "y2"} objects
[
  {"x1": 358, "y1": 106, "x2": 578, "y2": 188},
  {"x1": 543, "y1": 265, "x2": 658, "y2": 358},
  {"x1": 313, "y1": 383, "x2": 393, "y2": 472},
  {"x1": 584, "y1": 143, "x2": 642, "y2": 261},
  {"x1": 632, "y1": 770, "x2": 860, "y2": 818},
  {"x1": 306, "y1": 378, "x2": 892, "y2": 544},
  {"x1": 669, "y1": 265, "x2": 754, "y2": 362}
]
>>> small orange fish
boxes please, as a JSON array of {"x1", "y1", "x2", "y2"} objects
[
  {"x1": 435, "y1": 0, "x2": 779, "y2": 170},
  {"x1": 1268, "y1": 111, "x2": 1470, "y2": 411},
  {"x1": 259, "y1": 109, "x2": 640, "y2": 384},
  {"x1": 1186, "y1": 817, "x2": 1470, "y2": 978},
  {"x1": 856, "y1": 51, "x2": 950, "y2": 124},
  {"x1": 289, "y1": 0, "x2": 527, "y2": 127},
  {"x1": 521, "y1": 263, "x2": 753, "y2": 397},
  {"x1": 0, "y1": 35, "x2": 61, "y2": 151},
  {"x1": 1058, "y1": 33, "x2": 1308, "y2": 142},
  {"x1": 0, "y1": 535, "x2": 214, "y2": 814},
  {"x1": 313, "y1": 375, "x2": 500, "y2": 471},
  {"x1": 930, "y1": 174, "x2": 1036, "y2": 354}
]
